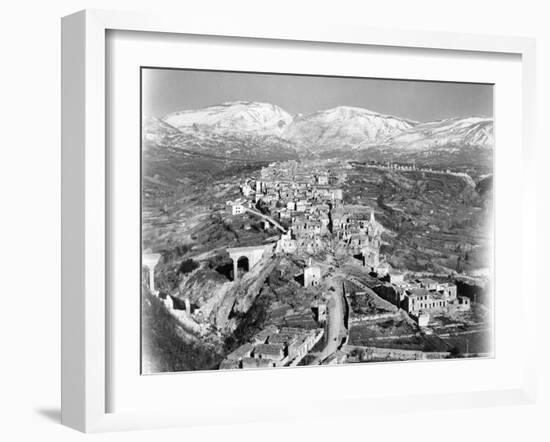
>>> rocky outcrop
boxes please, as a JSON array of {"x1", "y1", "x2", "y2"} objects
[
  {"x1": 214, "y1": 255, "x2": 279, "y2": 332},
  {"x1": 175, "y1": 253, "x2": 279, "y2": 333}
]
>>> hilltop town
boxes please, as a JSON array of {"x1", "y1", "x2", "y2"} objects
[{"x1": 142, "y1": 157, "x2": 492, "y2": 372}]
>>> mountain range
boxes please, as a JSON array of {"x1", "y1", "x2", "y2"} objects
[{"x1": 145, "y1": 101, "x2": 493, "y2": 168}]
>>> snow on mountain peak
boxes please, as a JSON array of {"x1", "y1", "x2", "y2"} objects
[
  {"x1": 283, "y1": 105, "x2": 417, "y2": 149},
  {"x1": 311, "y1": 105, "x2": 417, "y2": 124},
  {"x1": 163, "y1": 101, "x2": 294, "y2": 136},
  {"x1": 156, "y1": 101, "x2": 493, "y2": 160},
  {"x1": 378, "y1": 116, "x2": 493, "y2": 151}
]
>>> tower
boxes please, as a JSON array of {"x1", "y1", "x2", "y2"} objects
[{"x1": 362, "y1": 209, "x2": 382, "y2": 270}]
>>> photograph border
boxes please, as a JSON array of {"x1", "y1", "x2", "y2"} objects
[
  {"x1": 61, "y1": 9, "x2": 537, "y2": 432},
  {"x1": 138, "y1": 65, "x2": 496, "y2": 375}
]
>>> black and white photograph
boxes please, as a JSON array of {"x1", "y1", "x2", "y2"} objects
[
  {"x1": 140, "y1": 68, "x2": 494, "y2": 373},
  {"x1": 3, "y1": 0, "x2": 548, "y2": 439}
]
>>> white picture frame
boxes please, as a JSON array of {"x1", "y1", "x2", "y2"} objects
[{"x1": 61, "y1": 9, "x2": 537, "y2": 433}]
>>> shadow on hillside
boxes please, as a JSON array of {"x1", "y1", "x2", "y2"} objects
[{"x1": 215, "y1": 262, "x2": 233, "y2": 280}]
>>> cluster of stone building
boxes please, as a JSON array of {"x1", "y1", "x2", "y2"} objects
[
  {"x1": 219, "y1": 325, "x2": 325, "y2": 370},
  {"x1": 224, "y1": 160, "x2": 475, "y2": 336},
  {"x1": 376, "y1": 277, "x2": 471, "y2": 326},
  {"x1": 229, "y1": 160, "x2": 389, "y2": 277},
  {"x1": 254, "y1": 161, "x2": 345, "y2": 254},
  {"x1": 332, "y1": 207, "x2": 390, "y2": 276}
]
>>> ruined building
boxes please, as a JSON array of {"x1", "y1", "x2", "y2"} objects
[
  {"x1": 361, "y1": 211, "x2": 386, "y2": 274},
  {"x1": 304, "y1": 259, "x2": 322, "y2": 287}
]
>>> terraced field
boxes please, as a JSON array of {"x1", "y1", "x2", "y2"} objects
[{"x1": 343, "y1": 164, "x2": 491, "y2": 275}]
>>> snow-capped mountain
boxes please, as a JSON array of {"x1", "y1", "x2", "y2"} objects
[
  {"x1": 354, "y1": 116, "x2": 493, "y2": 168},
  {"x1": 283, "y1": 106, "x2": 417, "y2": 151},
  {"x1": 374, "y1": 117, "x2": 493, "y2": 151},
  {"x1": 145, "y1": 101, "x2": 493, "y2": 167},
  {"x1": 143, "y1": 117, "x2": 182, "y2": 144},
  {"x1": 163, "y1": 101, "x2": 294, "y2": 136},
  {"x1": 145, "y1": 105, "x2": 298, "y2": 162}
]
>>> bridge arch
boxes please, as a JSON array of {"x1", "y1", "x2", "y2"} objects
[
  {"x1": 235, "y1": 255, "x2": 250, "y2": 278},
  {"x1": 227, "y1": 244, "x2": 275, "y2": 281}
]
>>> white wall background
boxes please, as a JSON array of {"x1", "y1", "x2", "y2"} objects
[{"x1": 0, "y1": 1, "x2": 548, "y2": 441}]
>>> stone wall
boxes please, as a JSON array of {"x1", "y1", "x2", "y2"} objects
[
  {"x1": 349, "y1": 311, "x2": 401, "y2": 324},
  {"x1": 372, "y1": 283, "x2": 404, "y2": 308},
  {"x1": 344, "y1": 344, "x2": 450, "y2": 361}
]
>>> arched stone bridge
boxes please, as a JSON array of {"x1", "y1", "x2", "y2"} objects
[{"x1": 227, "y1": 244, "x2": 275, "y2": 281}]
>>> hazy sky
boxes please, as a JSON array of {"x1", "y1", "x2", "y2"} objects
[{"x1": 142, "y1": 68, "x2": 493, "y2": 123}]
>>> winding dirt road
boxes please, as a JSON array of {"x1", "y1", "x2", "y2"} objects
[
  {"x1": 318, "y1": 277, "x2": 348, "y2": 362},
  {"x1": 245, "y1": 208, "x2": 287, "y2": 233}
]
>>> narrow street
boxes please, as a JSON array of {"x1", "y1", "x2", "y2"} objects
[
  {"x1": 318, "y1": 277, "x2": 347, "y2": 362},
  {"x1": 245, "y1": 207, "x2": 287, "y2": 232}
]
